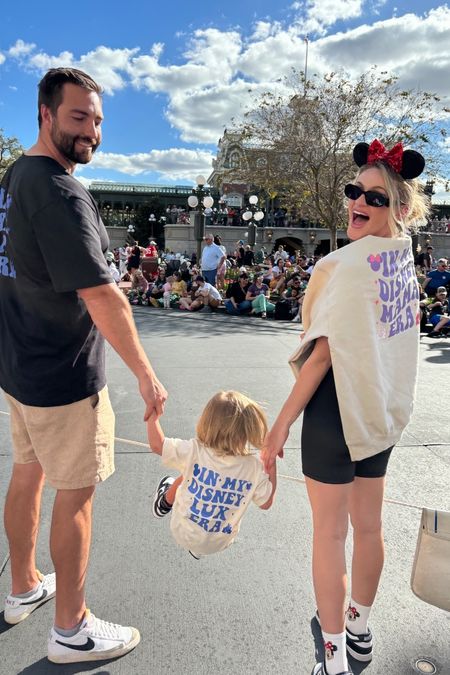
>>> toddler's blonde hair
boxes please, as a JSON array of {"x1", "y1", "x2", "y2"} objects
[{"x1": 196, "y1": 390, "x2": 267, "y2": 457}]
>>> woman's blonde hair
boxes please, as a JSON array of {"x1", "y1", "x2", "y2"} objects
[
  {"x1": 357, "y1": 162, "x2": 431, "y2": 236},
  {"x1": 196, "y1": 390, "x2": 268, "y2": 457}
]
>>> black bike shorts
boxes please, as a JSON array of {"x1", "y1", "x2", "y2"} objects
[{"x1": 301, "y1": 368, "x2": 393, "y2": 484}]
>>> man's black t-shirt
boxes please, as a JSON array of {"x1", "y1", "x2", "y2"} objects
[{"x1": 0, "y1": 155, "x2": 112, "y2": 406}]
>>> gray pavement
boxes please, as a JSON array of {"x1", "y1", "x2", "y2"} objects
[{"x1": 0, "y1": 309, "x2": 449, "y2": 675}]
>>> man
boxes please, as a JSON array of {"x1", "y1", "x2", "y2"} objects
[
  {"x1": 0, "y1": 68, "x2": 167, "y2": 664},
  {"x1": 274, "y1": 244, "x2": 289, "y2": 263},
  {"x1": 423, "y1": 258, "x2": 450, "y2": 295},
  {"x1": 200, "y1": 233, "x2": 225, "y2": 286},
  {"x1": 416, "y1": 245, "x2": 434, "y2": 272},
  {"x1": 243, "y1": 245, "x2": 255, "y2": 267},
  {"x1": 190, "y1": 275, "x2": 222, "y2": 312}
]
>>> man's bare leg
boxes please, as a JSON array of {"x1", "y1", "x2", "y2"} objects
[
  {"x1": 50, "y1": 486, "x2": 95, "y2": 629},
  {"x1": 4, "y1": 462, "x2": 45, "y2": 594}
]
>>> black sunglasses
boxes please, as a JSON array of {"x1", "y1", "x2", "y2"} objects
[{"x1": 344, "y1": 183, "x2": 389, "y2": 208}]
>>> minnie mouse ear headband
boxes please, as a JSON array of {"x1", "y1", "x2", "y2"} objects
[{"x1": 353, "y1": 139, "x2": 425, "y2": 179}]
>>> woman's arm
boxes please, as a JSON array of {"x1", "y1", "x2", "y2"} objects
[{"x1": 261, "y1": 336, "x2": 331, "y2": 472}]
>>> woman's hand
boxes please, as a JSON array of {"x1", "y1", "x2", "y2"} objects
[{"x1": 261, "y1": 421, "x2": 289, "y2": 473}]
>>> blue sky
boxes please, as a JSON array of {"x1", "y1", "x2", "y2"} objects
[{"x1": 0, "y1": 0, "x2": 449, "y2": 200}]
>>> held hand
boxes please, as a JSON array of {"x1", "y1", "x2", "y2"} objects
[
  {"x1": 139, "y1": 375, "x2": 168, "y2": 421},
  {"x1": 261, "y1": 423, "x2": 289, "y2": 473}
]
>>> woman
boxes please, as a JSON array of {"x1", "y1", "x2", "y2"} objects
[
  {"x1": 127, "y1": 242, "x2": 142, "y2": 273},
  {"x1": 246, "y1": 273, "x2": 275, "y2": 318},
  {"x1": 214, "y1": 235, "x2": 228, "y2": 290},
  {"x1": 224, "y1": 272, "x2": 251, "y2": 315},
  {"x1": 262, "y1": 140, "x2": 429, "y2": 675},
  {"x1": 148, "y1": 268, "x2": 167, "y2": 307},
  {"x1": 269, "y1": 258, "x2": 287, "y2": 294}
]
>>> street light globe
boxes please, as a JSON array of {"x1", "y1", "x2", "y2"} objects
[
  {"x1": 203, "y1": 195, "x2": 214, "y2": 209},
  {"x1": 195, "y1": 175, "x2": 206, "y2": 186},
  {"x1": 242, "y1": 211, "x2": 252, "y2": 221},
  {"x1": 188, "y1": 195, "x2": 199, "y2": 208},
  {"x1": 254, "y1": 211, "x2": 264, "y2": 221},
  {"x1": 249, "y1": 195, "x2": 258, "y2": 205}
]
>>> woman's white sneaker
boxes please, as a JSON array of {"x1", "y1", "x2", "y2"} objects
[
  {"x1": 48, "y1": 610, "x2": 140, "y2": 664},
  {"x1": 4, "y1": 571, "x2": 56, "y2": 624}
]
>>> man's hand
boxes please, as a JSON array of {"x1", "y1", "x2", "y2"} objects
[{"x1": 139, "y1": 374, "x2": 168, "y2": 420}]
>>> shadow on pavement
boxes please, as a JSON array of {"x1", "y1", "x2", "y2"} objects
[
  {"x1": 0, "y1": 610, "x2": 15, "y2": 635},
  {"x1": 420, "y1": 336, "x2": 450, "y2": 365},
  {"x1": 131, "y1": 307, "x2": 300, "y2": 339},
  {"x1": 18, "y1": 658, "x2": 117, "y2": 674}
]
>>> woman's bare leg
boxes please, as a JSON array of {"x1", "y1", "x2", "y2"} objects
[{"x1": 305, "y1": 477, "x2": 353, "y2": 633}]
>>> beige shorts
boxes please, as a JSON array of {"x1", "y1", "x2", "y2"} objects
[{"x1": 5, "y1": 386, "x2": 115, "y2": 490}]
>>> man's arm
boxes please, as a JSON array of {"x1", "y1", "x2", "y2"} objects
[{"x1": 78, "y1": 282, "x2": 167, "y2": 419}]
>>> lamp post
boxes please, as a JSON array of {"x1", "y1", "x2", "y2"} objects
[
  {"x1": 303, "y1": 36, "x2": 309, "y2": 93},
  {"x1": 242, "y1": 195, "x2": 264, "y2": 247},
  {"x1": 187, "y1": 175, "x2": 214, "y2": 264},
  {"x1": 148, "y1": 213, "x2": 156, "y2": 239}
]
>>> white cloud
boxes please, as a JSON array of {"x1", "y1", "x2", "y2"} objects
[
  {"x1": 89, "y1": 148, "x2": 214, "y2": 181},
  {"x1": 27, "y1": 50, "x2": 75, "y2": 71},
  {"x1": 5, "y1": 6, "x2": 449, "y2": 155},
  {"x1": 250, "y1": 20, "x2": 283, "y2": 40},
  {"x1": 8, "y1": 39, "x2": 36, "y2": 58},
  {"x1": 315, "y1": 7, "x2": 450, "y2": 98},
  {"x1": 301, "y1": 0, "x2": 364, "y2": 35},
  {"x1": 73, "y1": 174, "x2": 92, "y2": 188},
  {"x1": 0, "y1": 53, "x2": 5, "y2": 66},
  {"x1": 9, "y1": 85, "x2": 17, "y2": 91}
]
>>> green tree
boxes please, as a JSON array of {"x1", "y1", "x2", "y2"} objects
[
  {"x1": 0, "y1": 129, "x2": 24, "y2": 180},
  {"x1": 236, "y1": 68, "x2": 449, "y2": 249}
]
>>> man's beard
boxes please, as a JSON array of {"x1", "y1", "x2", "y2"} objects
[{"x1": 51, "y1": 120, "x2": 100, "y2": 165}]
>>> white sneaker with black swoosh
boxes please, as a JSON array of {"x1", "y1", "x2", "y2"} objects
[
  {"x1": 47, "y1": 610, "x2": 141, "y2": 664},
  {"x1": 4, "y1": 570, "x2": 56, "y2": 624}
]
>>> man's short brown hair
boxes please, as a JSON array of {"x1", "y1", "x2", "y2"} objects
[{"x1": 37, "y1": 67, "x2": 103, "y2": 127}]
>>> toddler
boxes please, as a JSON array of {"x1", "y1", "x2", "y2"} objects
[
  {"x1": 147, "y1": 390, "x2": 276, "y2": 558},
  {"x1": 162, "y1": 277, "x2": 172, "y2": 308}
]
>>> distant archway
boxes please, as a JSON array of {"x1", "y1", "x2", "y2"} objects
[{"x1": 271, "y1": 237, "x2": 304, "y2": 255}]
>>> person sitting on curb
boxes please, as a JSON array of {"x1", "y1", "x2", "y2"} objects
[
  {"x1": 283, "y1": 276, "x2": 306, "y2": 322},
  {"x1": 246, "y1": 273, "x2": 276, "y2": 318},
  {"x1": 170, "y1": 271, "x2": 187, "y2": 307},
  {"x1": 148, "y1": 268, "x2": 167, "y2": 307},
  {"x1": 426, "y1": 286, "x2": 450, "y2": 338},
  {"x1": 224, "y1": 272, "x2": 252, "y2": 315},
  {"x1": 128, "y1": 269, "x2": 149, "y2": 305},
  {"x1": 422, "y1": 258, "x2": 450, "y2": 296},
  {"x1": 189, "y1": 275, "x2": 222, "y2": 313},
  {"x1": 269, "y1": 258, "x2": 287, "y2": 295}
]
